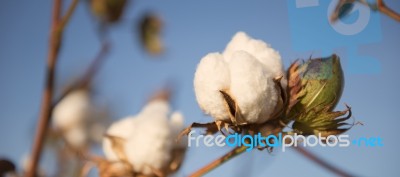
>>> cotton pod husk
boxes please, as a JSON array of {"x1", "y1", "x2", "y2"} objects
[
  {"x1": 138, "y1": 13, "x2": 163, "y2": 55},
  {"x1": 285, "y1": 54, "x2": 352, "y2": 136},
  {"x1": 90, "y1": 0, "x2": 127, "y2": 23}
]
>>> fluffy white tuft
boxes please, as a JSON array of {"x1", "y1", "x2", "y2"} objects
[
  {"x1": 194, "y1": 53, "x2": 231, "y2": 121},
  {"x1": 223, "y1": 31, "x2": 284, "y2": 78},
  {"x1": 53, "y1": 90, "x2": 93, "y2": 130},
  {"x1": 228, "y1": 51, "x2": 278, "y2": 123},
  {"x1": 124, "y1": 112, "x2": 173, "y2": 175},
  {"x1": 64, "y1": 126, "x2": 88, "y2": 149},
  {"x1": 52, "y1": 90, "x2": 105, "y2": 148},
  {"x1": 102, "y1": 116, "x2": 137, "y2": 162},
  {"x1": 102, "y1": 100, "x2": 185, "y2": 175}
]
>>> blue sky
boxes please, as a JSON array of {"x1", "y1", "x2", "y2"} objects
[{"x1": 0, "y1": 0, "x2": 399, "y2": 176}]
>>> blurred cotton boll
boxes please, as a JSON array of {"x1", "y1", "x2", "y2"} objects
[
  {"x1": 52, "y1": 89, "x2": 107, "y2": 149},
  {"x1": 102, "y1": 99, "x2": 187, "y2": 176},
  {"x1": 194, "y1": 31, "x2": 285, "y2": 124},
  {"x1": 53, "y1": 90, "x2": 92, "y2": 130}
]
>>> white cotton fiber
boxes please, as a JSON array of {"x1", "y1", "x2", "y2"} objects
[
  {"x1": 194, "y1": 53, "x2": 231, "y2": 121},
  {"x1": 194, "y1": 31, "x2": 285, "y2": 124},
  {"x1": 102, "y1": 100, "x2": 185, "y2": 175},
  {"x1": 228, "y1": 51, "x2": 278, "y2": 123}
]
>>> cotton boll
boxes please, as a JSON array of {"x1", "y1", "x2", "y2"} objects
[
  {"x1": 53, "y1": 90, "x2": 93, "y2": 130},
  {"x1": 223, "y1": 31, "x2": 284, "y2": 78},
  {"x1": 228, "y1": 51, "x2": 278, "y2": 124},
  {"x1": 194, "y1": 53, "x2": 231, "y2": 121},
  {"x1": 124, "y1": 114, "x2": 173, "y2": 175},
  {"x1": 103, "y1": 117, "x2": 137, "y2": 162},
  {"x1": 64, "y1": 126, "x2": 88, "y2": 149}
]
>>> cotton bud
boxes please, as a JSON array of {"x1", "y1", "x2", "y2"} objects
[
  {"x1": 102, "y1": 99, "x2": 186, "y2": 176},
  {"x1": 194, "y1": 31, "x2": 285, "y2": 125},
  {"x1": 286, "y1": 54, "x2": 351, "y2": 136},
  {"x1": 90, "y1": 0, "x2": 127, "y2": 23},
  {"x1": 288, "y1": 54, "x2": 344, "y2": 117},
  {"x1": 139, "y1": 14, "x2": 164, "y2": 55}
]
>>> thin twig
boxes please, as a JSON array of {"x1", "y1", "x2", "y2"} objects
[
  {"x1": 376, "y1": 0, "x2": 400, "y2": 22},
  {"x1": 293, "y1": 146, "x2": 355, "y2": 177},
  {"x1": 52, "y1": 40, "x2": 111, "y2": 106},
  {"x1": 59, "y1": 0, "x2": 80, "y2": 31},
  {"x1": 78, "y1": 41, "x2": 111, "y2": 89},
  {"x1": 26, "y1": 0, "x2": 79, "y2": 176},
  {"x1": 188, "y1": 146, "x2": 247, "y2": 177},
  {"x1": 332, "y1": 0, "x2": 400, "y2": 22}
]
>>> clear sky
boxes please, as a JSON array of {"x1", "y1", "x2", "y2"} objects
[{"x1": 0, "y1": 0, "x2": 399, "y2": 176}]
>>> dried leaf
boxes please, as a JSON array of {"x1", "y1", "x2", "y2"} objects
[
  {"x1": 219, "y1": 90, "x2": 245, "y2": 125},
  {"x1": 104, "y1": 134, "x2": 128, "y2": 163},
  {"x1": 168, "y1": 147, "x2": 186, "y2": 173},
  {"x1": 285, "y1": 60, "x2": 306, "y2": 117},
  {"x1": 177, "y1": 122, "x2": 218, "y2": 141}
]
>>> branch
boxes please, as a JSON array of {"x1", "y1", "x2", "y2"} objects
[
  {"x1": 53, "y1": 40, "x2": 111, "y2": 106},
  {"x1": 59, "y1": 0, "x2": 80, "y2": 31},
  {"x1": 26, "y1": 0, "x2": 79, "y2": 176},
  {"x1": 376, "y1": 0, "x2": 400, "y2": 22},
  {"x1": 331, "y1": 0, "x2": 400, "y2": 23},
  {"x1": 293, "y1": 146, "x2": 355, "y2": 177},
  {"x1": 188, "y1": 146, "x2": 247, "y2": 177}
]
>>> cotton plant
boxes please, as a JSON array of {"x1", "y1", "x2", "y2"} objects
[
  {"x1": 95, "y1": 92, "x2": 186, "y2": 177},
  {"x1": 181, "y1": 31, "x2": 353, "y2": 150},
  {"x1": 52, "y1": 89, "x2": 108, "y2": 150}
]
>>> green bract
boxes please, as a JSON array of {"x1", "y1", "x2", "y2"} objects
[{"x1": 285, "y1": 54, "x2": 351, "y2": 136}]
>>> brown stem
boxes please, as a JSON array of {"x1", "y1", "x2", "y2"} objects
[
  {"x1": 331, "y1": 0, "x2": 400, "y2": 22},
  {"x1": 52, "y1": 40, "x2": 110, "y2": 106},
  {"x1": 59, "y1": 0, "x2": 80, "y2": 30},
  {"x1": 78, "y1": 41, "x2": 111, "y2": 89},
  {"x1": 293, "y1": 146, "x2": 354, "y2": 177},
  {"x1": 26, "y1": 0, "x2": 79, "y2": 176},
  {"x1": 189, "y1": 146, "x2": 247, "y2": 177}
]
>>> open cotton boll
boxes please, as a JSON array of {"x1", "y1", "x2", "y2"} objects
[
  {"x1": 103, "y1": 117, "x2": 137, "y2": 162},
  {"x1": 124, "y1": 113, "x2": 173, "y2": 175},
  {"x1": 223, "y1": 31, "x2": 284, "y2": 78},
  {"x1": 53, "y1": 90, "x2": 93, "y2": 130},
  {"x1": 229, "y1": 51, "x2": 278, "y2": 123},
  {"x1": 194, "y1": 53, "x2": 231, "y2": 121}
]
